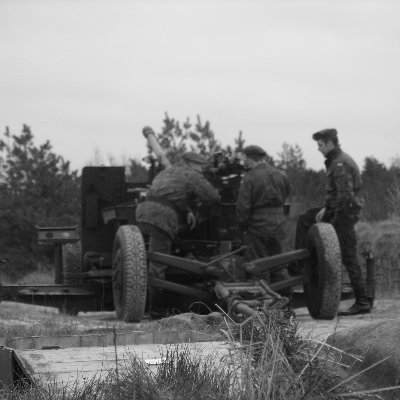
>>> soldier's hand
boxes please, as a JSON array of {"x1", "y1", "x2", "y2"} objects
[
  {"x1": 315, "y1": 207, "x2": 326, "y2": 222},
  {"x1": 187, "y1": 211, "x2": 197, "y2": 230}
]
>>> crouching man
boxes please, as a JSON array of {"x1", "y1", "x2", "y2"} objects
[{"x1": 136, "y1": 147, "x2": 220, "y2": 311}]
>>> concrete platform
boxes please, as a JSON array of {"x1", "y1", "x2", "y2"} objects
[
  {"x1": 0, "y1": 330, "x2": 224, "y2": 390},
  {"x1": 12, "y1": 341, "x2": 231, "y2": 391}
]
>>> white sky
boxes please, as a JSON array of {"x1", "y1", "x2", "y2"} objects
[{"x1": 1, "y1": 0, "x2": 399, "y2": 172}]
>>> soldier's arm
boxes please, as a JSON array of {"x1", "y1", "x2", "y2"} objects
[
  {"x1": 235, "y1": 176, "x2": 252, "y2": 231},
  {"x1": 333, "y1": 162, "x2": 355, "y2": 212},
  {"x1": 283, "y1": 172, "x2": 291, "y2": 200},
  {"x1": 192, "y1": 174, "x2": 221, "y2": 204}
]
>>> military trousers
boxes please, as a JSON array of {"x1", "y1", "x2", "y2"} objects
[
  {"x1": 137, "y1": 222, "x2": 171, "y2": 280},
  {"x1": 244, "y1": 231, "x2": 289, "y2": 283},
  {"x1": 333, "y1": 213, "x2": 366, "y2": 293},
  {"x1": 296, "y1": 208, "x2": 366, "y2": 293}
]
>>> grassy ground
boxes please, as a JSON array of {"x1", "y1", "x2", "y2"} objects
[{"x1": 0, "y1": 310, "x2": 393, "y2": 400}]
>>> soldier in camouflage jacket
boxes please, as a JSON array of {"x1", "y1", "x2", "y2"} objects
[{"x1": 136, "y1": 152, "x2": 220, "y2": 282}]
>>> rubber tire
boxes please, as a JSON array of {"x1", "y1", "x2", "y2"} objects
[
  {"x1": 62, "y1": 242, "x2": 82, "y2": 284},
  {"x1": 112, "y1": 225, "x2": 147, "y2": 322},
  {"x1": 303, "y1": 223, "x2": 342, "y2": 320}
]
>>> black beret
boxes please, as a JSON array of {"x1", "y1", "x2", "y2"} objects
[
  {"x1": 243, "y1": 145, "x2": 266, "y2": 157},
  {"x1": 312, "y1": 128, "x2": 337, "y2": 141},
  {"x1": 182, "y1": 152, "x2": 206, "y2": 165}
]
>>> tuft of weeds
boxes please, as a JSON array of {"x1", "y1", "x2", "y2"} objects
[
  {"x1": 220, "y1": 309, "x2": 387, "y2": 399},
  {"x1": 156, "y1": 344, "x2": 232, "y2": 400}
]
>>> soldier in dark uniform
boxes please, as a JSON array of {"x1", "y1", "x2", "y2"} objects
[
  {"x1": 136, "y1": 152, "x2": 220, "y2": 282},
  {"x1": 312, "y1": 128, "x2": 370, "y2": 315},
  {"x1": 236, "y1": 145, "x2": 291, "y2": 282}
]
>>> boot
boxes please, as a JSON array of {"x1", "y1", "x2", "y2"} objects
[{"x1": 338, "y1": 288, "x2": 371, "y2": 316}]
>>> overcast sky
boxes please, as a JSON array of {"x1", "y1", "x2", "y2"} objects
[{"x1": 1, "y1": 0, "x2": 399, "y2": 172}]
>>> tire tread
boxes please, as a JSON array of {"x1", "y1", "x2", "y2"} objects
[{"x1": 113, "y1": 225, "x2": 147, "y2": 322}]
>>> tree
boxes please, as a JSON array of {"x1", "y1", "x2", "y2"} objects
[
  {"x1": 386, "y1": 159, "x2": 400, "y2": 218},
  {"x1": 154, "y1": 113, "x2": 223, "y2": 163},
  {"x1": 0, "y1": 125, "x2": 80, "y2": 278},
  {"x1": 276, "y1": 142, "x2": 307, "y2": 171},
  {"x1": 276, "y1": 142, "x2": 307, "y2": 201},
  {"x1": 86, "y1": 149, "x2": 149, "y2": 184},
  {"x1": 126, "y1": 158, "x2": 148, "y2": 183},
  {"x1": 274, "y1": 142, "x2": 325, "y2": 213},
  {"x1": 155, "y1": 113, "x2": 277, "y2": 164},
  {"x1": 361, "y1": 156, "x2": 391, "y2": 221}
]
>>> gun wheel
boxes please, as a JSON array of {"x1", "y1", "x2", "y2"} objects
[
  {"x1": 62, "y1": 242, "x2": 82, "y2": 284},
  {"x1": 304, "y1": 223, "x2": 342, "y2": 320},
  {"x1": 112, "y1": 225, "x2": 147, "y2": 322}
]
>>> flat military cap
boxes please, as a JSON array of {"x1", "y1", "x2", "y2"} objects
[
  {"x1": 243, "y1": 145, "x2": 266, "y2": 157},
  {"x1": 182, "y1": 152, "x2": 207, "y2": 164},
  {"x1": 312, "y1": 128, "x2": 337, "y2": 141}
]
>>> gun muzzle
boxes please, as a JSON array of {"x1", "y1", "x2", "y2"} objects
[{"x1": 142, "y1": 126, "x2": 171, "y2": 169}]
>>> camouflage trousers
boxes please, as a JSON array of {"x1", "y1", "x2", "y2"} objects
[{"x1": 137, "y1": 222, "x2": 171, "y2": 280}]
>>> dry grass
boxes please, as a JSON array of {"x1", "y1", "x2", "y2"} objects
[
  {"x1": 357, "y1": 219, "x2": 400, "y2": 259},
  {"x1": 356, "y1": 218, "x2": 400, "y2": 295}
]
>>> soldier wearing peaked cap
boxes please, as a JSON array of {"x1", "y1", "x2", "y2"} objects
[
  {"x1": 312, "y1": 128, "x2": 338, "y2": 141},
  {"x1": 311, "y1": 128, "x2": 370, "y2": 316},
  {"x1": 242, "y1": 145, "x2": 267, "y2": 157},
  {"x1": 181, "y1": 151, "x2": 207, "y2": 165},
  {"x1": 236, "y1": 144, "x2": 291, "y2": 284}
]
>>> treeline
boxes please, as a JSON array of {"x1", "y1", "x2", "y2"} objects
[
  {"x1": 284, "y1": 149, "x2": 400, "y2": 222},
  {"x1": 0, "y1": 118, "x2": 398, "y2": 279}
]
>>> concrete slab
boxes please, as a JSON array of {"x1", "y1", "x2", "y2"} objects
[
  {"x1": 14, "y1": 341, "x2": 232, "y2": 391},
  {"x1": 0, "y1": 330, "x2": 217, "y2": 350}
]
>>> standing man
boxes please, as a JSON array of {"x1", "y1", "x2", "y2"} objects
[
  {"x1": 236, "y1": 145, "x2": 291, "y2": 283},
  {"x1": 312, "y1": 128, "x2": 370, "y2": 315}
]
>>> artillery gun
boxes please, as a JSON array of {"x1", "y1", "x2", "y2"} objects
[{"x1": 0, "y1": 128, "x2": 370, "y2": 321}]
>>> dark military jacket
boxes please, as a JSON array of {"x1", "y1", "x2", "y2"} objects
[
  {"x1": 236, "y1": 162, "x2": 291, "y2": 234},
  {"x1": 324, "y1": 147, "x2": 364, "y2": 214},
  {"x1": 136, "y1": 163, "x2": 220, "y2": 238}
]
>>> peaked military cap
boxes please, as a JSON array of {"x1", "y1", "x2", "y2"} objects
[
  {"x1": 243, "y1": 145, "x2": 266, "y2": 157},
  {"x1": 312, "y1": 128, "x2": 337, "y2": 141},
  {"x1": 182, "y1": 152, "x2": 207, "y2": 164}
]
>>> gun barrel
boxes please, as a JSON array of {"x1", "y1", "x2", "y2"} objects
[{"x1": 142, "y1": 127, "x2": 171, "y2": 169}]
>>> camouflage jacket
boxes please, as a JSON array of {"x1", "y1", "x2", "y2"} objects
[
  {"x1": 236, "y1": 162, "x2": 291, "y2": 234},
  {"x1": 324, "y1": 147, "x2": 364, "y2": 215},
  {"x1": 136, "y1": 163, "x2": 220, "y2": 238}
]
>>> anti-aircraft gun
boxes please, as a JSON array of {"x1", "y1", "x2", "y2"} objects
[
  {"x1": 0, "y1": 127, "x2": 363, "y2": 322},
  {"x1": 122, "y1": 128, "x2": 347, "y2": 321}
]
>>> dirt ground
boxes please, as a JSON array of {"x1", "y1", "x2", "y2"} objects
[
  {"x1": 297, "y1": 296, "x2": 400, "y2": 339},
  {"x1": 1, "y1": 295, "x2": 400, "y2": 339}
]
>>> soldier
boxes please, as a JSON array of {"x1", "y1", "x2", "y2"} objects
[
  {"x1": 236, "y1": 145, "x2": 291, "y2": 282},
  {"x1": 312, "y1": 128, "x2": 370, "y2": 315},
  {"x1": 136, "y1": 151, "x2": 220, "y2": 296}
]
